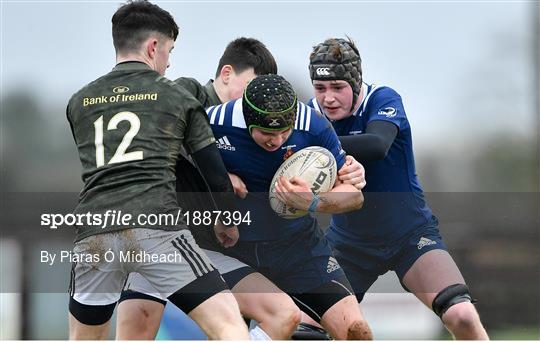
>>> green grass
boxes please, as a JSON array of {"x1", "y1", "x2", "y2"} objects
[
  {"x1": 436, "y1": 326, "x2": 540, "y2": 340},
  {"x1": 489, "y1": 327, "x2": 540, "y2": 340}
]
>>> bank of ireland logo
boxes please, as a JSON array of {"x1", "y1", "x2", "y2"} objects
[
  {"x1": 316, "y1": 67, "x2": 330, "y2": 76},
  {"x1": 113, "y1": 86, "x2": 130, "y2": 94}
]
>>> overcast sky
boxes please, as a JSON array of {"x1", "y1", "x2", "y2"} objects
[{"x1": 1, "y1": 1, "x2": 537, "y2": 153}]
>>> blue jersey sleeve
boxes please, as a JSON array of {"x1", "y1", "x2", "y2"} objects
[{"x1": 365, "y1": 87, "x2": 407, "y2": 131}]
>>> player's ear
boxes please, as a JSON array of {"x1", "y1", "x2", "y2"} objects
[
  {"x1": 146, "y1": 38, "x2": 158, "y2": 59},
  {"x1": 219, "y1": 65, "x2": 234, "y2": 84}
]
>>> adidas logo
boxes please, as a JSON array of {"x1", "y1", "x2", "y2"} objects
[
  {"x1": 216, "y1": 136, "x2": 236, "y2": 151},
  {"x1": 326, "y1": 256, "x2": 340, "y2": 273},
  {"x1": 417, "y1": 237, "x2": 437, "y2": 250}
]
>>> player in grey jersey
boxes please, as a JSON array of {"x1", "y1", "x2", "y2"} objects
[{"x1": 66, "y1": 1, "x2": 248, "y2": 339}]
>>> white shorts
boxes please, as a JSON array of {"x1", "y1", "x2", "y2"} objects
[
  {"x1": 123, "y1": 249, "x2": 250, "y2": 301},
  {"x1": 69, "y1": 228, "x2": 215, "y2": 306}
]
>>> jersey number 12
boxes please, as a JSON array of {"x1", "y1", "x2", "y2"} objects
[{"x1": 93, "y1": 111, "x2": 143, "y2": 167}]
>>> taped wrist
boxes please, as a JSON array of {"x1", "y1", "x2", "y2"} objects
[{"x1": 308, "y1": 194, "x2": 320, "y2": 212}]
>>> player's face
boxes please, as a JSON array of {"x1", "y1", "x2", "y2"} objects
[
  {"x1": 251, "y1": 128, "x2": 292, "y2": 152},
  {"x1": 312, "y1": 80, "x2": 354, "y2": 120},
  {"x1": 154, "y1": 38, "x2": 175, "y2": 76},
  {"x1": 227, "y1": 67, "x2": 257, "y2": 100}
]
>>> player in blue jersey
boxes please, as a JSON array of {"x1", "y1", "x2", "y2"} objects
[
  {"x1": 115, "y1": 38, "x2": 304, "y2": 341},
  {"x1": 207, "y1": 74, "x2": 373, "y2": 340},
  {"x1": 306, "y1": 37, "x2": 489, "y2": 339}
]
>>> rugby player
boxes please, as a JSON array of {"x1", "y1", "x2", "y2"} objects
[
  {"x1": 204, "y1": 74, "x2": 373, "y2": 340},
  {"x1": 65, "y1": 1, "x2": 248, "y2": 339},
  {"x1": 116, "y1": 38, "x2": 303, "y2": 340},
  {"x1": 117, "y1": 74, "x2": 371, "y2": 340},
  {"x1": 306, "y1": 37, "x2": 489, "y2": 339}
]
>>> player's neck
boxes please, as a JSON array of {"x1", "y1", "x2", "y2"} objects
[
  {"x1": 350, "y1": 84, "x2": 365, "y2": 115},
  {"x1": 213, "y1": 78, "x2": 229, "y2": 103},
  {"x1": 116, "y1": 53, "x2": 153, "y2": 70}
]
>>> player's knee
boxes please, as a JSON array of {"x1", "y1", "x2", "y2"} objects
[
  {"x1": 217, "y1": 305, "x2": 243, "y2": 326},
  {"x1": 291, "y1": 307, "x2": 303, "y2": 327},
  {"x1": 346, "y1": 319, "x2": 373, "y2": 340},
  {"x1": 216, "y1": 297, "x2": 246, "y2": 328},
  {"x1": 443, "y1": 303, "x2": 480, "y2": 333},
  {"x1": 118, "y1": 305, "x2": 156, "y2": 339},
  {"x1": 214, "y1": 310, "x2": 249, "y2": 340},
  {"x1": 276, "y1": 305, "x2": 301, "y2": 336},
  {"x1": 202, "y1": 309, "x2": 247, "y2": 340},
  {"x1": 432, "y1": 283, "x2": 474, "y2": 318},
  {"x1": 255, "y1": 295, "x2": 301, "y2": 335},
  {"x1": 70, "y1": 326, "x2": 109, "y2": 340}
]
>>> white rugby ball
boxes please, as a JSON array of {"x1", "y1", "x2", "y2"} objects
[{"x1": 269, "y1": 146, "x2": 337, "y2": 219}]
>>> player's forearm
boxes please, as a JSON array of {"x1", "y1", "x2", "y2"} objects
[
  {"x1": 338, "y1": 120, "x2": 398, "y2": 162},
  {"x1": 316, "y1": 183, "x2": 364, "y2": 213},
  {"x1": 339, "y1": 134, "x2": 389, "y2": 161},
  {"x1": 191, "y1": 144, "x2": 238, "y2": 215}
]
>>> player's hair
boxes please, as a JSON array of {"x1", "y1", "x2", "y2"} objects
[
  {"x1": 215, "y1": 37, "x2": 278, "y2": 78},
  {"x1": 112, "y1": 0, "x2": 179, "y2": 54},
  {"x1": 325, "y1": 36, "x2": 360, "y2": 61}
]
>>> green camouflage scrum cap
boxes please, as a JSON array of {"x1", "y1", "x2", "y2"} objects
[
  {"x1": 309, "y1": 38, "x2": 362, "y2": 112},
  {"x1": 243, "y1": 74, "x2": 297, "y2": 133}
]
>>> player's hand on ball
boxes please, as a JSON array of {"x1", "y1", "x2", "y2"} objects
[
  {"x1": 275, "y1": 176, "x2": 313, "y2": 211},
  {"x1": 338, "y1": 155, "x2": 366, "y2": 190},
  {"x1": 214, "y1": 221, "x2": 239, "y2": 248},
  {"x1": 228, "y1": 173, "x2": 248, "y2": 199}
]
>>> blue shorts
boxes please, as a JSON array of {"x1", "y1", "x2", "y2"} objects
[
  {"x1": 326, "y1": 216, "x2": 447, "y2": 302},
  {"x1": 224, "y1": 218, "x2": 347, "y2": 294}
]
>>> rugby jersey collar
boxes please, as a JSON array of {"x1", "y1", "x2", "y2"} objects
[
  {"x1": 352, "y1": 83, "x2": 370, "y2": 116},
  {"x1": 112, "y1": 61, "x2": 152, "y2": 72},
  {"x1": 205, "y1": 80, "x2": 222, "y2": 105}
]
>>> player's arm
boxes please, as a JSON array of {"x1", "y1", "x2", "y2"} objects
[
  {"x1": 275, "y1": 123, "x2": 363, "y2": 214},
  {"x1": 314, "y1": 122, "x2": 397, "y2": 210},
  {"x1": 182, "y1": 101, "x2": 238, "y2": 221},
  {"x1": 338, "y1": 117, "x2": 398, "y2": 162},
  {"x1": 66, "y1": 104, "x2": 78, "y2": 144},
  {"x1": 191, "y1": 145, "x2": 241, "y2": 248},
  {"x1": 187, "y1": 120, "x2": 240, "y2": 247},
  {"x1": 277, "y1": 112, "x2": 364, "y2": 213},
  {"x1": 322, "y1": 180, "x2": 364, "y2": 212},
  {"x1": 338, "y1": 155, "x2": 366, "y2": 190},
  {"x1": 191, "y1": 144, "x2": 237, "y2": 212},
  {"x1": 275, "y1": 176, "x2": 363, "y2": 214},
  {"x1": 228, "y1": 173, "x2": 248, "y2": 199}
]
